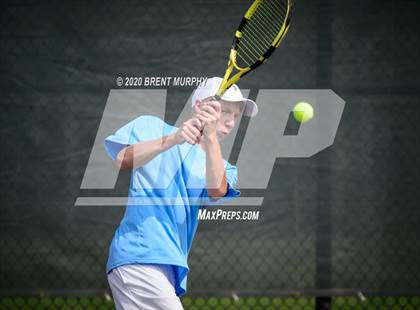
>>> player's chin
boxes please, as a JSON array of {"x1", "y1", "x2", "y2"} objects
[{"x1": 217, "y1": 131, "x2": 229, "y2": 140}]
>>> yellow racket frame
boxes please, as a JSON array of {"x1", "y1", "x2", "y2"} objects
[{"x1": 216, "y1": 0, "x2": 293, "y2": 97}]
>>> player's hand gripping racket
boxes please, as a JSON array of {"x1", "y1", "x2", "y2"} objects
[{"x1": 208, "y1": 0, "x2": 293, "y2": 101}]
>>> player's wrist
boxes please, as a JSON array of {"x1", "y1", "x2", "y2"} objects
[
  {"x1": 202, "y1": 132, "x2": 218, "y2": 145},
  {"x1": 167, "y1": 132, "x2": 181, "y2": 147}
]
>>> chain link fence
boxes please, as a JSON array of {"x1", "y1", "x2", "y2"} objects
[
  {"x1": 1, "y1": 0, "x2": 420, "y2": 309},
  {"x1": 2, "y1": 297, "x2": 420, "y2": 309}
]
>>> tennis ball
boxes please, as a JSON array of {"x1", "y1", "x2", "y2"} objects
[{"x1": 293, "y1": 102, "x2": 314, "y2": 123}]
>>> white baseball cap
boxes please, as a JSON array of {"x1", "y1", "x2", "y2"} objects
[{"x1": 191, "y1": 77, "x2": 258, "y2": 117}]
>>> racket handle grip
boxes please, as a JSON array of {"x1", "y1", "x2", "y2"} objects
[{"x1": 202, "y1": 95, "x2": 221, "y2": 103}]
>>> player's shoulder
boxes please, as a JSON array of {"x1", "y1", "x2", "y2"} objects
[
  {"x1": 132, "y1": 115, "x2": 164, "y2": 129},
  {"x1": 133, "y1": 114, "x2": 162, "y2": 125}
]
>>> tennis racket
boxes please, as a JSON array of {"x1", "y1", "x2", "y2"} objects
[{"x1": 212, "y1": 0, "x2": 293, "y2": 99}]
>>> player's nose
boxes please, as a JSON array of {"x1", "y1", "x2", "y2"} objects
[{"x1": 225, "y1": 118, "x2": 235, "y2": 130}]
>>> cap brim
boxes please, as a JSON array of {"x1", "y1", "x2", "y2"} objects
[
  {"x1": 219, "y1": 98, "x2": 258, "y2": 117},
  {"x1": 243, "y1": 99, "x2": 258, "y2": 117},
  {"x1": 219, "y1": 92, "x2": 258, "y2": 117}
]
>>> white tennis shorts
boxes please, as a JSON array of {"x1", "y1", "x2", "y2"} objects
[{"x1": 107, "y1": 264, "x2": 184, "y2": 310}]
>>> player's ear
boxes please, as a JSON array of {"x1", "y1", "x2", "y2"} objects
[{"x1": 193, "y1": 100, "x2": 201, "y2": 114}]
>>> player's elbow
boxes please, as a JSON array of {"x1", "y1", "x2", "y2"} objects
[
  {"x1": 208, "y1": 187, "x2": 227, "y2": 200},
  {"x1": 116, "y1": 147, "x2": 133, "y2": 171},
  {"x1": 207, "y1": 176, "x2": 228, "y2": 200},
  {"x1": 116, "y1": 157, "x2": 130, "y2": 171}
]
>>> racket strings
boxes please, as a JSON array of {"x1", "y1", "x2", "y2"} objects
[
  {"x1": 246, "y1": 9, "x2": 279, "y2": 43},
  {"x1": 241, "y1": 36, "x2": 266, "y2": 59},
  {"x1": 240, "y1": 26, "x2": 270, "y2": 61},
  {"x1": 236, "y1": 0, "x2": 289, "y2": 67},
  {"x1": 255, "y1": 0, "x2": 287, "y2": 38},
  {"x1": 245, "y1": 17, "x2": 276, "y2": 49},
  {"x1": 264, "y1": 0, "x2": 287, "y2": 23},
  {"x1": 244, "y1": 15, "x2": 274, "y2": 46},
  {"x1": 240, "y1": 25, "x2": 270, "y2": 58},
  {"x1": 240, "y1": 37, "x2": 263, "y2": 58},
  {"x1": 238, "y1": 24, "x2": 271, "y2": 65},
  {"x1": 256, "y1": 0, "x2": 284, "y2": 31}
]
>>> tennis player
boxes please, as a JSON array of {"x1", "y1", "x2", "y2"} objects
[{"x1": 104, "y1": 77, "x2": 257, "y2": 309}]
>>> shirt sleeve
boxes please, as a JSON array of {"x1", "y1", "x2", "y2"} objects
[
  {"x1": 224, "y1": 162, "x2": 241, "y2": 199},
  {"x1": 199, "y1": 161, "x2": 241, "y2": 207},
  {"x1": 103, "y1": 115, "x2": 155, "y2": 161}
]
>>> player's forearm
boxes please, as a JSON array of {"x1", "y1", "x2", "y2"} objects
[
  {"x1": 117, "y1": 133, "x2": 177, "y2": 171},
  {"x1": 204, "y1": 135, "x2": 227, "y2": 198}
]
